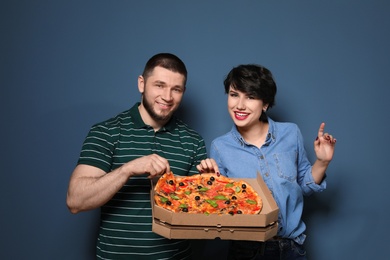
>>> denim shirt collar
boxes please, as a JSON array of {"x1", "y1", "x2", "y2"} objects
[{"x1": 231, "y1": 117, "x2": 276, "y2": 147}]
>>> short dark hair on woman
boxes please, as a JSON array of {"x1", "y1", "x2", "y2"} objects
[
  {"x1": 223, "y1": 64, "x2": 277, "y2": 122},
  {"x1": 142, "y1": 53, "x2": 187, "y2": 84}
]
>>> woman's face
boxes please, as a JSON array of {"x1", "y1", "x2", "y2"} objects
[{"x1": 227, "y1": 86, "x2": 267, "y2": 129}]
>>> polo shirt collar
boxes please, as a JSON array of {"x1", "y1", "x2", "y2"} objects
[{"x1": 129, "y1": 102, "x2": 176, "y2": 132}]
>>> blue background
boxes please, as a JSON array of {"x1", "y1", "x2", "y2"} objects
[{"x1": 1, "y1": 1, "x2": 389, "y2": 259}]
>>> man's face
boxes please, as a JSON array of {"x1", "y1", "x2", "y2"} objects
[{"x1": 138, "y1": 66, "x2": 186, "y2": 125}]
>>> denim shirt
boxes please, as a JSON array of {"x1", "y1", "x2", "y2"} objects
[{"x1": 210, "y1": 118, "x2": 326, "y2": 244}]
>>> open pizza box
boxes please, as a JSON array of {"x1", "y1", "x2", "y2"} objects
[{"x1": 151, "y1": 172, "x2": 279, "y2": 241}]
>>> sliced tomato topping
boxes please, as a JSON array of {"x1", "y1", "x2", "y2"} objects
[
  {"x1": 215, "y1": 178, "x2": 230, "y2": 184},
  {"x1": 206, "y1": 189, "x2": 218, "y2": 198},
  {"x1": 161, "y1": 184, "x2": 176, "y2": 194}
]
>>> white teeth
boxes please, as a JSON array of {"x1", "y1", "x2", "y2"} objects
[{"x1": 236, "y1": 113, "x2": 247, "y2": 117}]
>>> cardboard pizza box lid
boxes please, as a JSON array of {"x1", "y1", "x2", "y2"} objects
[{"x1": 151, "y1": 172, "x2": 279, "y2": 229}]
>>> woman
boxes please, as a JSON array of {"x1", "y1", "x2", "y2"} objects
[{"x1": 197, "y1": 64, "x2": 336, "y2": 260}]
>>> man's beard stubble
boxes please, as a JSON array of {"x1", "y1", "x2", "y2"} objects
[{"x1": 142, "y1": 95, "x2": 173, "y2": 123}]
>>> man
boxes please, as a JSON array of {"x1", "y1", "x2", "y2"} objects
[{"x1": 67, "y1": 53, "x2": 207, "y2": 259}]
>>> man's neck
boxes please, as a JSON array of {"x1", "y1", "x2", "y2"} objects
[{"x1": 138, "y1": 104, "x2": 167, "y2": 131}]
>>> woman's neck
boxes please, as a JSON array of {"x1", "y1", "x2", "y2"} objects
[{"x1": 238, "y1": 121, "x2": 269, "y2": 148}]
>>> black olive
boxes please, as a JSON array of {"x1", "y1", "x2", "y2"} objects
[
  {"x1": 195, "y1": 196, "x2": 200, "y2": 200},
  {"x1": 197, "y1": 186, "x2": 202, "y2": 189},
  {"x1": 207, "y1": 181, "x2": 213, "y2": 185},
  {"x1": 231, "y1": 196, "x2": 237, "y2": 200},
  {"x1": 179, "y1": 182, "x2": 184, "y2": 186},
  {"x1": 210, "y1": 177, "x2": 215, "y2": 181},
  {"x1": 168, "y1": 180, "x2": 174, "y2": 185},
  {"x1": 229, "y1": 211, "x2": 234, "y2": 215},
  {"x1": 166, "y1": 201, "x2": 172, "y2": 205},
  {"x1": 224, "y1": 200, "x2": 231, "y2": 204},
  {"x1": 182, "y1": 208, "x2": 188, "y2": 212},
  {"x1": 237, "y1": 210, "x2": 242, "y2": 214},
  {"x1": 242, "y1": 190, "x2": 246, "y2": 193},
  {"x1": 242, "y1": 184, "x2": 247, "y2": 189}
]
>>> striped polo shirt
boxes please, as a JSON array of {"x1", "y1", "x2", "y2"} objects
[{"x1": 78, "y1": 102, "x2": 207, "y2": 260}]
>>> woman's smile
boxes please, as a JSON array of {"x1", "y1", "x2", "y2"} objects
[{"x1": 234, "y1": 111, "x2": 250, "y2": 120}]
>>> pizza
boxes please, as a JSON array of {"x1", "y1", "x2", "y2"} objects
[{"x1": 154, "y1": 171, "x2": 262, "y2": 215}]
